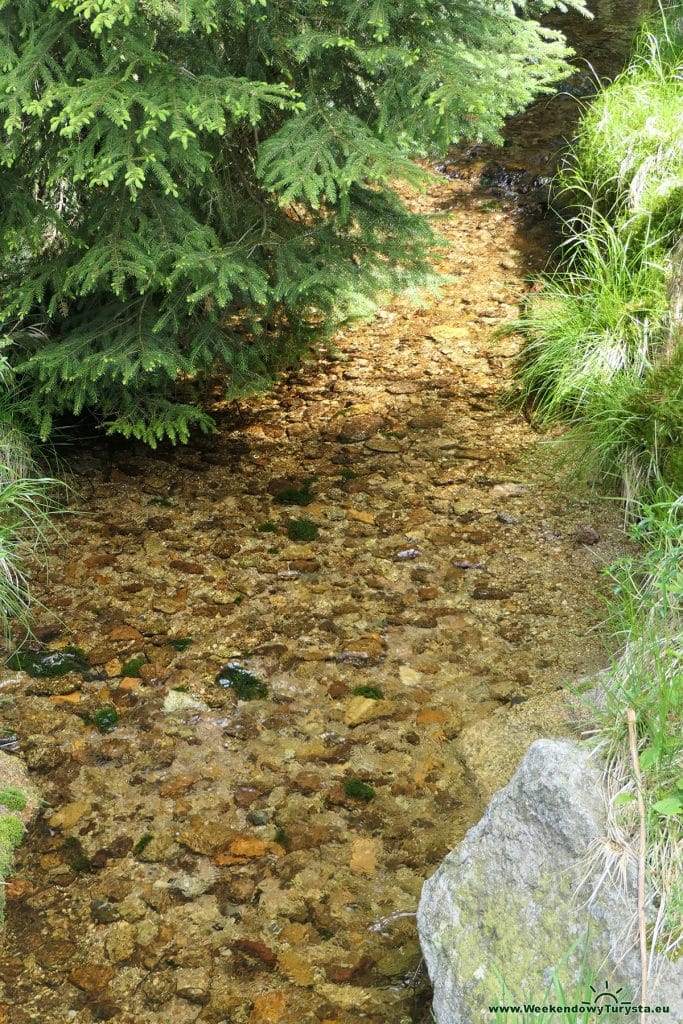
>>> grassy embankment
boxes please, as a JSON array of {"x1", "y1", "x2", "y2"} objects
[
  {"x1": 0, "y1": 360, "x2": 59, "y2": 894},
  {"x1": 0, "y1": 369, "x2": 59, "y2": 643},
  {"x1": 515, "y1": 4, "x2": 682, "y2": 962}
]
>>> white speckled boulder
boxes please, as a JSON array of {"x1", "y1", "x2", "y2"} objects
[{"x1": 418, "y1": 739, "x2": 683, "y2": 1023}]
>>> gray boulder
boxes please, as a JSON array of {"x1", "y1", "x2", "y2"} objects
[{"x1": 418, "y1": 739, "x2": 683, "y2": 1023}]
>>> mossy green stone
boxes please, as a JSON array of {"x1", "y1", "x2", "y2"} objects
[
  {"x1": 216, "y1": 663, "x2": 268, "y2": 700},
  {"x1": 170, "y1": 637, "x2": 193, "y2": 651},
  {"x1": 274, "y1": 481, "x2": 315, "y2": 506},
  {"x1": 7, "y1": 646, "x2": 89, "y2": 678},
  {"x1": 344, "y1": 778, "x2": 375, "y2": 802},
  {"x1": 352, "y1": 685, "x2": 383, "y2": 700},
  {"x1": 120, "y1": 656, "x2": 146, "y2": 677},
  {"x1": 286, "y1": 518, "x2": 319, "y2": 542},
  {"x1": 0, "y1": 788, "x2": 27, "y2": 812},
  {"x1": 93, "y1": 707, "x2": 120, "y2": 733}
]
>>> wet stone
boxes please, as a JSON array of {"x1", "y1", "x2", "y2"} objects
[
  {"x1": 336, "y1": 415, "x2": 383, "y2": 443},
  {"x1": 136, "y1": 832, "x2": 178, "y2": 862},
  {"x1": 49, "y1": 801, "x2": 92, "y2": 830},
  {"x1": 234, "y1": 784, "x2": 265, "y2": 808},
  {"x1": 364, "y1": 437, "x2": 404, "y2": 453},
  {"x1": 68, "y1": 965, "x2": 115, "y2": 995},
  {"x1": 575, "y1": 524, "x2": 600, "y2": 545},
  {"x1": 337, "y1": 650, "x2": 369, "y2": 666},
  {"x1": 7, "y1": 646, "x2": 89, "y2": 678},
  {"x1": 88, "y1": 1001, "x2": 120, "y2": 1021},
  {"x1": 141, "y1": 971, "x2": 177, "y2": 1006},
  {"x1": 344, "y1": 696, "x2": 395, "y2": 727},
  {"x1": 408, "y1": 410, "x2": 446, "y2": 429},
  {"x1": 216, "y1": 663, "x2": 268, "y2": 700},
  {"x1": 104, "y1": 921, "x2": 136, "y2": 963},
  {"x1": 293, "y1": 771, "x2": 322, "y2": 794},
  {"x1": 25, "y1": 676, "x2": 81, "y2": 696},
  {"x1": 232, "y1": 938, "x2": 277, "y2": 967},
  {"x1": 167, "y1": 871, "x2": 216, "y2": 900},
  {"x1": 179, "y1": 819, "x2": 236, "y2": 855},
  {"x1": 471, "y1": 586, "x2": 511, "y2": 600},
  {"x1": 176, "y1": 967, "x2": 210, "y2": 1003},
  {"x1": 91, "y1": 900, "x2": 120, "y2": 924}
]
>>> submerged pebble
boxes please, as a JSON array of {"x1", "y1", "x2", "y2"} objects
[
  {"x1": 7, "y1": 646, "x2": 89, "y2": 678},
  {"x1": 215, "y1": 663, "x2": 268, "y2": 700}
]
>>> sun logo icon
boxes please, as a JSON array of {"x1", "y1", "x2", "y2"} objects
[{"x1": 587, "y1": 981, "x2": 625, "y2": 1006}]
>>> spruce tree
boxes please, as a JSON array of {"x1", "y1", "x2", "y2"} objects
[{"x1": 0, "y1": 0, "x2": 586, "y2": 445}]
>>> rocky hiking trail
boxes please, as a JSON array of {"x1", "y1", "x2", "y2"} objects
[{"x1": 0, "y1": 7, "x2": 642, "y2": 1023}]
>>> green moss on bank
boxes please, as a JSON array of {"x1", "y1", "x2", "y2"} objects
[{"x1": 0, "y1": 807, "x2": 26, "y2": 923}]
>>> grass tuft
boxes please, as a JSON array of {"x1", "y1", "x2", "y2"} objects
[
  {"x1": 514, "y1": 5, "x2": 683, "y2": 959},
  {"x1": 0, "y1": 361, "x2": 63, "y2": 640},
  {"x1": 592, "y1": 492, "x2": 683, "y2": 956},
  {"x1": 514, "y1": 9, "x2": 683, "y2": 506}
]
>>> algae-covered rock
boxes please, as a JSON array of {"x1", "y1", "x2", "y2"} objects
[
  {"x1": 7, "y1": 646, "x2": 88, "y2": 678},
  {"x1": 0, "y1": 751, "x2": 40, "y2": 926},
  {"x1": 417, "y1": 739, "x2": 683, "y2": 1023},
  {"x1": 215, "y1": 663, "x2": 267, "y2": 700}
]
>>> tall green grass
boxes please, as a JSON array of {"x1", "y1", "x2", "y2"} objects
[
  {"x1": 569, "y1": 4, "x2": 683, "y2": 244},
  {"x1": 514, "y1": 7, "x2": 683, "y2": 502},
  {"x1": 597, "y1": 491, "x2": 682, "y2": 956},
  {"x1": 514, "y1": 218, "x2": 679, "y2": 500},
  {"x1": 514, "y1": 3, "x2": 683, "y2": 958},
  {"x1": 0, "y1": 366, "x2": 61, "y2": 641},
  {"x1": 515, "y1": 217, "x2": 668, "y2": 421}
]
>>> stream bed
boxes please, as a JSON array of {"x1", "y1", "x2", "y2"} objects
[{"x1": 0, "y1": 4, "x2": 643, "y2": 1022}]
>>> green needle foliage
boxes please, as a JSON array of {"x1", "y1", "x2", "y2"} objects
[{"x1": 1, "y1": 0, "x2": 586, "y2": 445}]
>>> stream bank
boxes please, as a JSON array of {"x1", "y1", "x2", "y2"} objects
[{"x1": 0, "y1": 4, "x2": 643, "y2": 1022}]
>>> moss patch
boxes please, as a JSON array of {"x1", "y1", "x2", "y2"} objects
[
  {"x1": 78, "y1": 706, "x2": 120, "y2": 733},
  {"x1": 69, "y1": 855, "x2": 92, "y2": 873},
  {"x1": 0, "y1": 812, "x2": 25, "y2": 907},
  {"x1": 0, "y1": 788, "x2": 27, "y2": 812},
  {"x1": 133, "y1": 833, "x2": 153, "y2": 857},
  {"x1": 7, "y1": 646, "x2": 89, "y2": 678},
  {"x1": 344, "y1": 778, "x2": 375, "y2": 802},
  {"x1": 170, "y1": 636, "x2": 193, "y2": 651},
  {"x1": 257, "y1": 521, "x2": 277, "y2": 533},
  {"x1": 274, "y1": 479, "x2": 316, "y2": 506},
  {"x1": 216, "y1": 663, "x2": 268, "y2": 700},
  {"x1": 120, "y1": 656, "x2": 147, "y2": 677},
  {"x1": 286, "y1": 518, "x2": 319, "y2": 542},
  {"x1": 352, "y1": 685, "x2": 384, "y2": 700}
]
